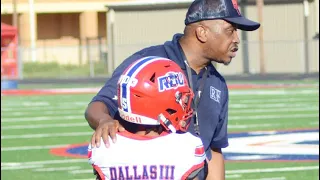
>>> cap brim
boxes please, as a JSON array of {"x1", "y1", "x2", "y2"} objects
[{"x1": 224, "y1": 17, "x2": 260, "y2": 31}]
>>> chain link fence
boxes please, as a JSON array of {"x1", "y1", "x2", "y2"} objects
[{"x1": 2, "y1": 38, "x2": 319, "y2": 79}]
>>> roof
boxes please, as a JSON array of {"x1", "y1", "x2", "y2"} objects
[
  {"x1": 105, "y1": 0, "x2": 191, "y2": 11},
  {"x1": 105, "y1": 0, "x2": 314, "y2": 11}
]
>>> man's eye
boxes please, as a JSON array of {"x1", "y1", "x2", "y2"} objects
[
  {"x1": 226, "y1": 29, "x2": 234, "y2": 34},
  {"x1": 227, "y1": 28, "x2": 237, "y2": 34}
]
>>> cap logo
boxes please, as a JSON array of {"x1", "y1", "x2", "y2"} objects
[{"x1": 231, "y1": 0, "x2": 241, "y2": 15}]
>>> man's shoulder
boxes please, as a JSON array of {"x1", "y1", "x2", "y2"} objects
[
  {"x1": 132, "y1": 34, "x2": 182, "y2": 63},
  {"x1": 112, "y1": 44, "x2": 171, "y2": 75},
  {"x1": 120, "y1": 34, "x2": 183, "y2": 70},
  {"x1": 134, "y1": 44, "x2": 168, "y2": 58},
  {"x1": 208, "y1": 64, "x2": 228, "y2": 91}
]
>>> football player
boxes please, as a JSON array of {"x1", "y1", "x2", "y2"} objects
[{"x1": 88, "y1": 56, "x2": 206, "y2": 180}]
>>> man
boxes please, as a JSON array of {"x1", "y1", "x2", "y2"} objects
[
  {"x1": 88, "y1": 56, "x2": 206, "y2": 180},
  {"x1": 85, "y1": 0, "x2": 260, "y2": 179}
]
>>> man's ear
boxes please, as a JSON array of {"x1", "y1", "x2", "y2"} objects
[{"x1": 195, "y1": 25, "x2": 208, "y2": 43}]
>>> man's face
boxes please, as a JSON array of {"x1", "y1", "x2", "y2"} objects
[{"x1": 202, "y1": 20, "x2": 240, "y2": 65}]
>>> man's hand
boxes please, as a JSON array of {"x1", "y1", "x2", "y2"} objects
[
  {"x1": 85, "y1": 101, "x2": 125, "y2": 148},
  {"x1": 91, "y1": 119, "x2": 125, "y2": 148}
]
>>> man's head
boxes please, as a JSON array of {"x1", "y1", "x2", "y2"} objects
[
  {"x1": 117, "y1": 56, "x2": 194, "y2": 133},
  {"x1": 183, "y1": 0, "x2": 260, "y2": 65}
]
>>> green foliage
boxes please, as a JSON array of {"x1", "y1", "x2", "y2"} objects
[{"x1": 22, "y1": 61, "x2": 108, "y2": 78}]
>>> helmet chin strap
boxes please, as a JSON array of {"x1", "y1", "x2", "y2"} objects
[{"x1": 158, "y1": 113, "x2": 176, "y2": 133}]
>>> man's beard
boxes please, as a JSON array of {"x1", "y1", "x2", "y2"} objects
[
  {"x1": 223, "y1": 59, "x2": 232, "y2": 66},
  {"x1": 212, "y1": 58, "x2": 232, "y2": 66}
]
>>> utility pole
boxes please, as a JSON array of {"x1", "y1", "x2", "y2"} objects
[
  {"x1": 29, "y1": 0, "x2": 36, "y2": 62},
  {"x1": 12, "y1": 0, "x2": 18, "y2": 28},
  {"x1": 240, "y1": 0, "x2": 250, "y2": 74},
  {"x1": 257, "y1": 0, "x2": 265, "y2": 74},
  {"x1": 303, "y1": 0, "x2": 310, "y2": 74},
  {"x1": 12, "y1": 0, "x2": 23, "y2": 79}
]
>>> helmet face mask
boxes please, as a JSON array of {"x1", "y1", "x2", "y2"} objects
[{"x1": 117, "y1": 56, "x2": 194, "y2": 133}]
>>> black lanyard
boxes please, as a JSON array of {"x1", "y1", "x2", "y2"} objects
[{"x1": 178, "y1": 43, "x2": 208, "y2": 136}]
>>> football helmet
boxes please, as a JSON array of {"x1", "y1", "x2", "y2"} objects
[{"x1": 117, "y1": 56, "x2": 194, "y2": 132}]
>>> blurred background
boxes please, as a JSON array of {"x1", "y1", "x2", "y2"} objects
[{"x1": 1, "y1": 0, "x2": 319, "y2": 80}]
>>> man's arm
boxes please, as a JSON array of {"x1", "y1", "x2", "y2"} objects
[
  {"x1": 84, "y1": 54, "x2": 142, "y2": 148},
  {"x1": 85, "y1": 102, "x2": 124, "y2": 148},
  {"x1": 85, "y1": 101, "x2": 112, "y2": 130},
  {"x1": 206, "y1": 85, "x2": 229, "y2": 180},
  {"x1": 206, "y1": 148, "x2": 225, "y2": 180}
]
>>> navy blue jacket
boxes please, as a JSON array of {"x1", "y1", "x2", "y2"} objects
[{"x1": 91, "y1": 33, "x2": 229, "y2": 179}]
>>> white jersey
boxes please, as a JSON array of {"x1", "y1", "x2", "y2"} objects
[{"x1": 88, "y1": 131, "x2": 206, "y2": 180}]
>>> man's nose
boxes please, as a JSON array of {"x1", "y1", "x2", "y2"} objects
[{"x1": 233, "y1": 30, "x2": 240, "y2": 44}]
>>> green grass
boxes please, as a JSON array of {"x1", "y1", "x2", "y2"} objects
[
  {"x1": 226, "y1": 162, "x2": 319, "y2": 180},
  {"x1": 1, "y1": 83, "x2": 319, "y2": 180}
]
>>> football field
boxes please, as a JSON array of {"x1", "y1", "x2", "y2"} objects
[{"x1": 1, "y1": 81, "x2": 319, "y2": 180}]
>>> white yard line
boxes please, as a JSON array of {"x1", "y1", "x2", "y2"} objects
[
  {"x1": 244, "y1": 177, "x2": 286, "y2": 180},
  {"x1": 2, "y1": 113, "x2": 317, "y2": 124},
  {"x1": 233, "y1": 98, "x2": 317, "y2": 103},
  {"x1": 230, "y1": 107, "x2": 318, "y2": 114},
  {"x1": 1, "y1": 115, "x2": 83, "y2": 123},
  {"x1": 4, "y1": 106, "x2": 317, "y2": 118},
  {"x1": 1, "y1": 110, "x2": 83, "y2": 117},
  {"x1": 225, "y1": 174, "x2": 242, "y2": 178},
  {"x1": 1, "y1": 123, "x2": 89, "y2": 130},
  {"x1": 5, "y1": 102, "x2": 50, "y2": 107},
  {"x1": 310, "y1": 121, "x2": 319, "y2": 125},
  {"x1": 1, "y1": 144, "x2": 75, "y2": 151},
  {"x1": 230, "y1": 103, "x2": 317, "y2": 109},
  {"x1": 1, "y1": 165, "x2": 43, "y2": 170},
  {"x1": 70, "y1": 169, "x2": 93, "y2": 174},
  {"x1": 1, "y1": 132, "x2": 92, "y2": 139},
  {"x1": 2, "y1": 101, "x2": 88, "y2": 108},
  {"x1": 1, "y1": 106, "x2": 82, "y2": 112},
  {"x1": 229, "y1": 121, "x2": 318, "y2": 129},
  {"x1": 34, "y1": 166, "x2": 81, "y2": 172},
  {"x1": 6, "y1": 121, "x2": 315, "y2": 130},
  {"x1": 229, "y1": 123, "x2": 275, "y2": 129},
  {"x1": 2, "y1": 103, "x2": 315, "y2": 112},
  {"x1": 2, "y1": 97, "x2": 316, "y2": 108},
  {"x1": 1, "y1": 159, "x2": 87, "y2": 166},
  {"x1": 229, "y1": 114, "x2": 318, "y2": 121},
  {"x1": 230, "y1": 89, "x2": 318, "y2": 95},
  {"x1": 226, "y1": 166, "x2": 319, "y2": 174},
  {"x1": 5, "y1": 121, "x2": 316, "y2": 131}
]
